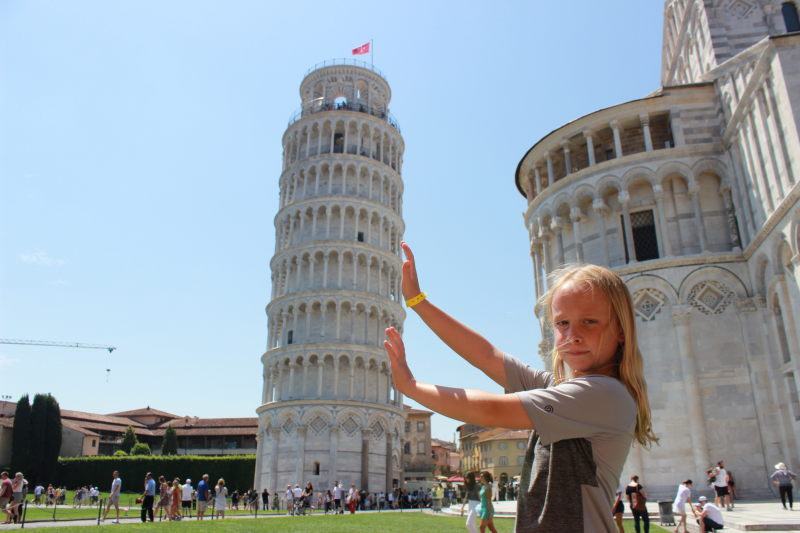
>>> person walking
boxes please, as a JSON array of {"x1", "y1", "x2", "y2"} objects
[
  {"x1": 626, "y1": 475, "x2": 650, "y2": 533},
  {"x1": 672, "y1": 480, "x2": 695, "y2": 533},
  {"x1": 347, "y1": 484, "x2": 358, "y2": 514},
  {"x1": 214, "y1": 479, "x2": 228, "y2": 519},
  {"x1": 170, "y1": 479, "x2": 181, "y2": 520},
  {"x1": 771, "y1": 462, "x2": 797, "y2": 510},
  {"x1": 612, "y1": 485, "x2": 624, "y2": 533},
  {"x1": 462, "y1": 471, "x2": 481, "y2": 533},
  {"x1": 9, "y1": 473, "x2": 25, "y2": 524},
  {"x1": 712, "y1": 460, "x2": 732, "y2": 511},
  {"x1": 154, "y1": 475, "x2": 171, "y2": 520},
  {"x1": 0, "y1": 472, "x2": 13, "y2": 524},
  {"x1": 478, "y1": 472, "x2": 498, "y2": 533},
  {"x1": 140, "y1": 472, "x2": 156, "y2": 523},
  {"x1": 102, "y1": 470, "x2": 122, "y2": 523},
  {"x1": 261, "y1": 488, "x2": 269, "y2": 511}
]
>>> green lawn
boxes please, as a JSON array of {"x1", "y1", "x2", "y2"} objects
[{"x1": 23, "y1": 511, "x2": 671, "y2": 532}]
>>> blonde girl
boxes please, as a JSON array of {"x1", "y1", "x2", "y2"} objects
[
  {"x1": 384, "y1": 243, "x2": 658, "y2": 532},
  {"x1": 170, "y1": 479, "x2": 181, "y2": 520},
  {"x1": 214, "y1": 479, "x2": 228, "y2": 519}
]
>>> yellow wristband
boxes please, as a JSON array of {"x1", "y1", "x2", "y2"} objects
[{"x1": 405, "y1": 292, "x2": 427, "y2": 308}]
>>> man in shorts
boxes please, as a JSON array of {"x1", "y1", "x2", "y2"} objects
[
  {"x1": 285, "y1": 485, "x2": 293, "y2": 515},
  {"x1": 196, "y1": 474, "x2": 210, "y2": 520},
  {"x1": 713, "y1": 460, "x2": 732, "y2": 511},
  {"x1": 181, "y1": 478, "x2": 193, "y2": 518},
  {"x1": 102, "y1": 471, "x2": 121, "y2": 523},
  {"x1": 0, "y1": 472, "x2": 13, "y2": 524}
]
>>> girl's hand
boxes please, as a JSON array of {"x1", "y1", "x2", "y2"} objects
[
  {"x1": 400, "y1": 242, "x2": 422, "y2": 301},
  {"x1": 384, "y1": 327, "x2": 415, "y2": 394}
]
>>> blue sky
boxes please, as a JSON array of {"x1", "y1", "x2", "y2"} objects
[{"x1": 1, "y1": 1, "x2": 664, "y2": 441}]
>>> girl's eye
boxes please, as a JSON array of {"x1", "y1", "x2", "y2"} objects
[{"x1": 554, "y1": 321, "x2": 568, "y2": 328}]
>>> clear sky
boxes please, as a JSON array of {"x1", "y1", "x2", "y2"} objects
[{"x1": 1, "y1": 1, "x2": 664, "y2": 441}]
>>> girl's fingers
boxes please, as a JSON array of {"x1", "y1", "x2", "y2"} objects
[{"x1": 401, "y1": 241, "x2": 414, "y2": 263}]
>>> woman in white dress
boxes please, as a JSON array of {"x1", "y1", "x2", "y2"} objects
[
  {"x1": 672, "y1": 479, "x2": 695, "y2": 533},
  {"x1": 214, "y1": 479, "x2": 228, "y2": 519}
]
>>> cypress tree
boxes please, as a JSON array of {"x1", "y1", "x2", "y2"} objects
[
  {"x1": 10, "y1": 395, "x2": 31, "y2": 473},
  {"x1": 161, "y1": 425, "x2": 178, "y2": 456},
  {"x1": 41, "y1": 394, "x2": 62, "y2": 481},
  {"x1": 28, "y1": 394, "x2": 47, "y2": 481},
  {"x1": 120, "y1": 425, "x2": 138, "y2": 454}
]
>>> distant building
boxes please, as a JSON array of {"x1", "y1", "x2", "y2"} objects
[
  {"x1": 403, "y1": 407, "x2": 433, "y2": 483},
  {"x1": 431, "y1": 438, "x2": 460, "y2": 477},
  {"x1": 457, "y1": 425, "x2": 531, "y2": 489}
]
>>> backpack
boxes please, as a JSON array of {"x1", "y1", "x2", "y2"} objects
[{"x1": 631, "y1": 485, "x2": 647, "y2": 511}]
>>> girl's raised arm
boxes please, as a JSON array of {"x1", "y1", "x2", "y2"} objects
[
  {"x1": 400, "y1": 242, "x2": 508, "y2": 389},
  {"x1": 384, "y1": 327, "x2": 531, "y2": 429}
]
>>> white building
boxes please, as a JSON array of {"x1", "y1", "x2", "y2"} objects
[
  {"x1": 516, "y1": 0, "x2": 800, "y2": 497},
  {"x1": 255, "y1": 60, "x2": 407, "y2": 493}
]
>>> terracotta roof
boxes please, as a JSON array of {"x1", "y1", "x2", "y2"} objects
[
  {"x1": 108, "y1": 407, "x2": 180, "y2": 419},
  {"x1": 156, "y1": 417, "x2": 258, "y2": 430},
  {"x1": 0, "y1": 401, "x2": 16, "y2": 418},
  {"x1": 64, "y1": 420, "x2": 156, "y2": 437},
  {"x1": 61, "y1": 409, "x2": 146, "y2": 428},
  {"x1": 403, "y1": 405, "x2": 433, "y2": 416},
  {"x1": 482, "y1": 429, "x2": 532, "y2": 442},
  {"x1": 62, "y1": 420, "x2": 100, "y2": 437}
]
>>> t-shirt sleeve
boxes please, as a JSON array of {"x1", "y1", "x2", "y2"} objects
[
  {"x1": 514, "y1": 376, "x2": 635, "y2": 445},
  {"x1": 503, "y1": 353, "x2": 552, "y2": 392}
]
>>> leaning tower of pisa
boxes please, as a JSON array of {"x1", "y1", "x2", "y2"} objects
[{"x1": 255, "y1": 59, "x2": 407, "y2": 494}]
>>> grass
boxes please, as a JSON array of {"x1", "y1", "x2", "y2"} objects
[{"x1": 21, "y1": 510, "x2": 672, "y2": 532}]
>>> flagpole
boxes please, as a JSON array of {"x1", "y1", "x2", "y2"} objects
[{"x1": 370, "y1": 38, "x2": 374, "y2": 68}]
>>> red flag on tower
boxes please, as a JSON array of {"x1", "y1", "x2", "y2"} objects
[{"x1": 352, "y1": 42, "x2": 370, "y2": 55}]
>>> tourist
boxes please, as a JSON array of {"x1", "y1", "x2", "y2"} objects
[
  {"x1": 626, "y1": 475, "x2": 650, "y2": 533},
  {"x1": 102, "y1": 470, "x2": 122, "y2": 523},
  {"x1": 285, "y1": 485, "x2": 294, "y2": 515},
  {"x1": 303, "y1": 482, "x2": 314, "y2": 512},
  {"x1": 170, "y1": 479, "x2": 181, "y2": 520},
  {"x1": 292, "y1": 484, "x2": 303, "y2": 514},
  {"x1": 214, "y1": 478, "x2": 228, "y2": 519},
  {"x1": 672, "y1": 479, "x2": 695, "y2": 533},
  {"x1": 478, "y1": 472, "x2": 498, "y2": 533},
  {"x1": 612, "y1": 485, "x2": 624, "y2": 533},
  {"x1": 333, "y1": 481, "x2": 344, "y2": 514},
  {"x1": 383, "y1": 243, "x2": 657, "y2": 531},
  {"x1": 181, "y1": 478, "x2": 193, "y2": 518},
  {"x1": 347, "y1": 484, "x2": 358, "y2": 514},
  {"x1": 231, "y1": 489, "x2": 239, "y2": 510},
  {"x1": 141, "y1": 472, "x2": 156, "y2": 523},
  {"x1": 9, "y1": 473, "x2": 25, "y2": 523},
  {"x1": 33, "y1": 484, "x2": 43, "y2": 505},
  {"x1": 154, "y1": 475, "x2": 171, "y2": 520},
  {"x1": 771, "y1": 462, "x2": 796, "y2": 510},
  {"x1": 695, "y1": 496, "x2": 724, "y2": 532},
  {"x1": 196, "y1": 474, "x2": 210, "y2": 520},
  {"x1": 462, "y1": 471, "x2": 480, "y2": 533},
  {"x1": 0, "y1": 472, "x2": 13, "y2": 524},
  {"x1": 261, "y1": 488, "x2": 269, "y2": 511},
  {"x1": 712, "y1": 461, "x2": 732, "y2": 511}
]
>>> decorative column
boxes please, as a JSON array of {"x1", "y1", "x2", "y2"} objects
[
  {"x1": 619, "y1": 192, "x2": 636, "y2": 263},
  {"x1": 640, "y1": 113, "x2": 653, "y2": 152},
  {"x1": 592, "y1": 199, "x2": 611, "y2": 267},
  {"x1": 361, "y1": 429, "x2": 372, "y2": 491},
  {"x1": 688, "y1": 186, "x2": 709, "y2": 252},
  {"x1": 671, "y1": 306, "x2": 710, "y2": 476},
  {"x1": 385, "y1": 432, "x2": 394, "y2": 492},
  {"x1": 550, "y1": 217, "x2": 566, "y2": 267},
  {"x1": 569, "y1": 207, "x2": 584, "y2": 263},
  {"x1": 545, "y1": 152, "x2": 554, "y2": 186},
  {"x1": 610, "y1": 120, "x2": 623, "y2": 158},
  {"x1": 652, "y1": 185, "x2": 670, "y2": 257},
  {"x1": 583, "y1": 129, "x2": 596, "y2": 166},
  {"x1": 562, "y1": 142, "x2": 572, "y2": 175},
  {"x1": 269, "y1": 428, "x2": 281, "y2": 492},
  {"x1": 720, "y1": 185, "x2": 742, "y2": 251},
  {"x1": 329, "y1": 426, "x2": 339, "y2": 486},
  {"x1": 534, "y1": 167, "x2": 542, "y2": 195},
  {"x1": 540, "y1": 227, "x2": 553, "y2": 274}
]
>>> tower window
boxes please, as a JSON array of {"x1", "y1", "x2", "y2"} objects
[
  {"x1": 403, "y1": 442, "x2": 411, "y2": 454},
  {"x1": 783, "y1": 2, "x2": 800, "y2": 32},
  {"x1": 333, "y1": 133, "x2": 344, "y2": 153},
  {"x1": 621, "y1": 210, "x2": 660, "y2": 262},
  {"x1": 357, "y1": 231, "x2": 364, "y2": 242},
  {"x1": 314, "y1": 461, "x2": 320, "y2": 475},
  {"x1": 605, "y1": 148, "x2": 615, "y2": 161},
  {"x1": 287, "y1": 330, "x2": 293, "y2": 345}
]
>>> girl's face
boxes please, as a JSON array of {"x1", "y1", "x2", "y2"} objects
[{"x1": 551, "y1": 280, "x2": 624, "y2": 378}]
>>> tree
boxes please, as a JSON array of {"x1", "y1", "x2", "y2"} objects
[
  {"x1": 120, "y1": 426, "x2": 138, "y2": 454},
  {"x1": 161, "y1": 425, "x2": 178, "y2": 456},
  {"x1": 28, "y1": 393, "x2": 61, "y2": 482},
  {"x1": 10, "y1": 395, "x2": 31, "y2": 473},
  {"x1": 131, "y1": 442, "x2": 152, "y2": 456}
]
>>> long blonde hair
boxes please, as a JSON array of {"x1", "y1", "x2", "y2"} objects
[{"x1": 538, "y1": 263, "x2": 658, "y2": 448}]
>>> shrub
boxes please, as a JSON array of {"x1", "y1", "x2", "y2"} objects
[
  {"x1": 113, "y1": 450, "x2": 128, "y2": 457},
  {"x1": 130, "y1": 443, "x2": 152, "y2": 456}
]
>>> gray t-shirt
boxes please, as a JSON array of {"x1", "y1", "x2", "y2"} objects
[{"x1": 504, "y1": 354, "x2": 636, "y2": 532}]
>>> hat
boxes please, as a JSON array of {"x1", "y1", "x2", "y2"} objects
[
  {"x1": 698, "y1": 496, "x2": 707, "y2": 502},
  {"x1": 776, "y1": 462, "x2": 787, "y2": 471}
]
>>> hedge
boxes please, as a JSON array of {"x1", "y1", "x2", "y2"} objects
[{"x1": 56, "y1": 455, "x2": 256, "y2": 493}]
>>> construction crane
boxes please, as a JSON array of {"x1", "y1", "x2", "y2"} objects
[{"x1": 0, "y1": 339, "x2": 116, "y2": 353}]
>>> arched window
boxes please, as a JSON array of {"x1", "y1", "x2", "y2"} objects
[
  {"x1": 774, "y1": 301, "x2": 792, "y2": 364},
  {"x1": 783, "y1": 2, "x2": 800, "y2": 32}
]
